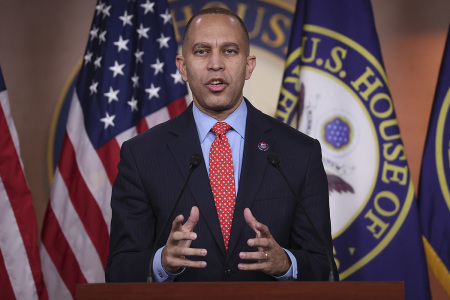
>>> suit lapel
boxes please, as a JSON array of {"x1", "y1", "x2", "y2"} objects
[
  {"x1": 226, "y1": 100, "x2": 275, "y2": 258},
  {"x1": 167, "y1": 104, "x2": 226, "y2": 255},
  {"x1": 167, "y1": 101, "x2": 275, "y2": 258}
]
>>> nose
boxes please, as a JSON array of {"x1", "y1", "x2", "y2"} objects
[{"x1": 208, "y1": 51, "x2": 225, "y2": 71}]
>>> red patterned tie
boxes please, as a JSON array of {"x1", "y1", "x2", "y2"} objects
[{"x1": 209, "y1": 122, "x2": 236, "y2": 251}]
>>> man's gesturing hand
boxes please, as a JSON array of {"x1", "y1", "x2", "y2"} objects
[
  {"x1": 161, "y1": 206, "x2": 207, "y2": 273},
  {"x1": 238, "y1": 208, "x2": 291, "y2": 276}
]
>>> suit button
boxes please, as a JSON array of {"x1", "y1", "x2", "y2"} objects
[{"x1": 223, "y1": 269, "x2": 232, "y2": 278}]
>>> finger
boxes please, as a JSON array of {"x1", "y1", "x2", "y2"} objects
[
  {"x1": 247, "y1": 237, "x2": 270, "y2": 248},
  {"x1": 239, "y1": 251, "x2": 268, "y2": 261},
  {"x1": 167, "y1": 257, "x2": 207, "y2": 269},
  {"x1": 256, "y1": 222, "x2": 271, "y2": 238},
  {"x1": 183, "y1": 206, "x2": 200, "y2": 232},
  {"x1": 237, "y1": 261, "x2": 268, "y2": 272},
  {"x1": 244, "y1": 208, "x2": 261, "y2": 236},
  {"x1": 171, "y1": 231, "x2": 198, "y2": 242},
  {"x1": 171, "y1": 214, "x2": 185, "y2": 232},
  {"x1": 167, "y1": 245, "x2": 207, "y2": 258}
]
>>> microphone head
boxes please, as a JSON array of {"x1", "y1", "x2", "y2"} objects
[
  {"x1": 190, "y1": 154, "x2": 202, "y2": 169},
  {"x1": 267, "y1": 153, "x2": 280, "y2": 167}
]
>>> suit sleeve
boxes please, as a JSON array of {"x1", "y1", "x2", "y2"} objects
[
  {"x1": 287, "y1": 140, "x2": 338, "y2": 281},
  {"x1": 105, "y1": 140, "x2": 154, "y2": 282}
]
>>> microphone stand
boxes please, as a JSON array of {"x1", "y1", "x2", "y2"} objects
[
  {"x1": 147, "y1": 154, "x2": 201, "y2": 282},
  {"x1": 268, "y1": 153, "x2": 335, "y2": 282}
]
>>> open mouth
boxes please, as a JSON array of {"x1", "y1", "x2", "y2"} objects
[{"x1": 207, "y1": 78, "x2": 227, "y2": 92}]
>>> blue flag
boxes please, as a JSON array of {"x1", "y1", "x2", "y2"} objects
[
  {"x1": 276, "y1": 1, "x2": 430, "y2": 299},
  {"x1": 418, "y1": 25, "x2": 450, "y2": 297}
]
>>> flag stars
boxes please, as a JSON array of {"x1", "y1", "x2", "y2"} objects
[
  {"x1": 160, "y1": 9, "x2": 172, "y2": 24},
  {"x1": 89, "y1": 80, "x2": 98, "y2": 95},
  {"x1": 131, "y1": 74, "x2": 140, "y2": 87},
  {"x1": 156, "y1": 33, "x2": 171, "y2": 49},
  {"x1": 119, "y1": 10, "x2": 133, "y2": 27},
  {"x1": 84, "y1": 51, "x2": 93, "y2": 65},
  {"x1": 114, "y1": 36, "x2": 129, "y2": 52},
  {"x1": 89, "y1": 27, "x2": 99, "y2": 40},
  {"x1": 95, "y1": 2, "x2": 105, "y2": 15},
  {"x1": 98, "y1": 30, "x2": 107, "y2": 44},
  {"x1": 145, "y1": 83, "x2": 160, "y2": 99},
  {"x1": 94, "y1": 56, "x2": 102, "y2": 69},
  {"x1": 137, "y1": 24, "x2": 150, "y2": 39},
  {"x1": 151, "y1": 58, "x2": 164, "y2": 75},
  {"x1": 171, "y1": 70, "x2": 184, "y2": 85},
  {"x1": 102, "y1": 4, "x2": 112, "y2": 18},
  {"x1": 100, "y1": 112, "x2": 116, "y2": 129},
  {"x1": 128, "y1": 97, "x2": 139, "y2": 111},
  {"x1": 141, "y1": 0, "x2": 155, "y2": 14},
  {"x1": 109, "y1": 60, "x2": 125, "y2": 77},
  {"x1": 135, "y1": 50, "x2": 144, "y2": 63},
  {"x1": 104, "y1": 87, "x2": 120, "y2": 103}
]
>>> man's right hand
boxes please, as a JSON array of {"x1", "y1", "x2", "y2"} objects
[{"x1": 161, "y1": 206, "x2": 207, "y2": 273}]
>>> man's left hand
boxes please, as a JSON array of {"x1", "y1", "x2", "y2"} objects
[{"x1": 238, "y1": 208, "x2": 291, "y2": 276}]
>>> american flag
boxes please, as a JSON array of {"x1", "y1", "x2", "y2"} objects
[
  {"x1": 0, "y1": 67, "x2": 47, "y2": 299},
  {"x1": 40, "y1": 0, "x2": 188, "y2": 298}
]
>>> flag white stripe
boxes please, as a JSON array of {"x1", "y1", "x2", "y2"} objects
[
  {"x1": 66, "y1": 93, "x2": 112, "y2": 229},
  {"x1": 114, "y1": 105, "x2": 171, "y2": 147},
  {"x1": 144, "y1": 105, "x2": 171, "y2": 129},
  {"x1": 50, "y1": 169, "x2": 105, "y2": 283},
  {"x1": 40, "y1": 245, "x2": 72, "y2": 300},
  {"x1": 115, "y1": 125, "x2": 137, "y2": 148},
  {"x1": 0, "y1": 177, "x2": 38, "y2": 300}
]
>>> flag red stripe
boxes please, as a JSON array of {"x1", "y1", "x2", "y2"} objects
[
  {"x1": 136, "y1": 117, "x2": 149, "y2": 134},
  {"x1": 167, "y1": 97, "x2": 188, "y2": 118},
  {"x1": 96, "y1": 138, "x2": 121, "y2": 185},
  {"x1": 0, "y1": 250, "x2": 16, "y2": 300},
  {"x1": 0, "y1": 102, "x2": 46, "y2": 299},
  {"x1": 58, "y1": 133, "x2": 109, "y2": 266},
  {"x1": 41, "y1": 206, "x2": 87, "y2": 297}
]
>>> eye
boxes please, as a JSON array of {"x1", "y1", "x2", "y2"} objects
[
  {"x1": 194, "y1": 49, "x2": 208, "y2": 55},
  {"x1": 224, "y1": 49, "x2": 237, "y2": 54}
]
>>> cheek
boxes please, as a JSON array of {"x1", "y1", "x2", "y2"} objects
[
  {"x1": 186, "y1": 73, "x2": 201, "y2": 86},
  {"x1": 185, "y1": 65, "x2": 203, "y2": 83}
]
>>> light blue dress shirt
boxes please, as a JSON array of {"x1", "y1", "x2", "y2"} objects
[{"x1": 153, "y1": 100, "x2": 297, "y2": 281}]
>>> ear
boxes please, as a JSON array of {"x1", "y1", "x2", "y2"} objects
[
  {"x1": 176, "y1": 55, "x2": 188, "y2": 81},
  {"x1": 245, "y1": 55, "x2": 256, "y2": 80}
]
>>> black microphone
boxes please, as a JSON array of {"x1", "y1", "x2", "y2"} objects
[
  {"x1": 267, "y1": 153, "x2": 335, "y2": 282},
  {"x1": 147, "y1": 154, "x2": 202, "y2": 282}
]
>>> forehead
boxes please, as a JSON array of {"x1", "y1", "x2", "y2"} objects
[{"x1": 185, "y1": 14, "x2": 246, "y2": 46}]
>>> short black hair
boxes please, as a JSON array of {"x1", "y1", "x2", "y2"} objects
[{"x1": 182, "y1": 7, "x2": 250, "y2": 53}]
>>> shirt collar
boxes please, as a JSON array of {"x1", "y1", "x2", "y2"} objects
[{"x1": 192, "y1": 99, "x2": 247, "y2": 143}]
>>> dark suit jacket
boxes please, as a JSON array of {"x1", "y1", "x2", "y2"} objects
[{"x1": 105, "y1": 99, "x2": 338, "y2": 282}]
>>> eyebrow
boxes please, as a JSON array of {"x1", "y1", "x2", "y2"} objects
[
  {"x1": 192, "y1": 42, "x2": 240, "y2": 51},
  {"x1": 192, "y1": 42, "x2": 210, "y2": 51},
  {"x1": 222, "y1": 42, "x2": 240, "y2": 50}
]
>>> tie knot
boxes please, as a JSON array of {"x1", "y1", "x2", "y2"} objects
[{"x1": 211, "y1": 122, "x2": 231, "y2": 137}]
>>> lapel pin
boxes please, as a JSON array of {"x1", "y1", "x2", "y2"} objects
[{"x1": 258, "y1": 142, "x2": 269, "y2": 151}]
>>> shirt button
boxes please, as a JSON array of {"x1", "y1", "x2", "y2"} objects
[
  {"x1": 223, "y1": 269, "x2": 232, "y2": 278},
  {"x1": 158, "y1": 272, "x2": 163, "y2": 278}
]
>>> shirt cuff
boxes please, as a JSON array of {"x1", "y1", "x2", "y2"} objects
[
  {"x1": 272, "y1": 249, "x2": 298, "y2": 281},
  {"x1": 152, "y1": 246, "x2": 185, "y2": 282}
]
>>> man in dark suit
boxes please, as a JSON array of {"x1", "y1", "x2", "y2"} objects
[{"x1": 106, "y1": 7, "x2": 338, "y2": 282}]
